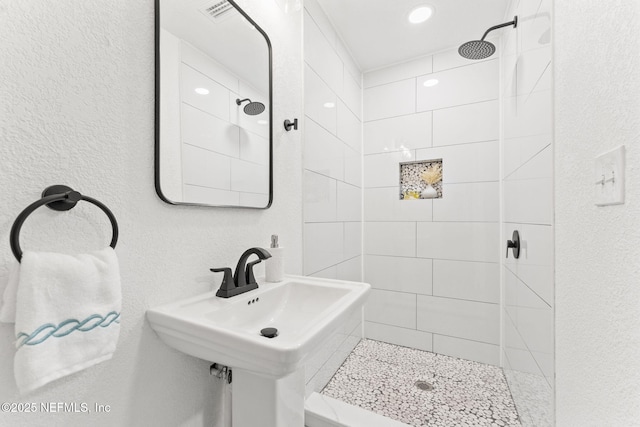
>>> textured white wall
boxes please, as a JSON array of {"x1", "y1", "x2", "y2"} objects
[
  {"x1": 555, "y1": 1, "x2": 640, "y2": 425},
  {"x1": 0, "y1": 1, "x2": 302, "y2": 426}
]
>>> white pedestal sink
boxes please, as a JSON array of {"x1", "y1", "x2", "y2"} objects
[{"x1": 147, "y1": 275, "x2": 370, "y2": 427}]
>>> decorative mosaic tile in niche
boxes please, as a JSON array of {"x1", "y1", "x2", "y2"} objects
[{"x1": 400, "y1": 159, "x2": 443, "y2": 200}]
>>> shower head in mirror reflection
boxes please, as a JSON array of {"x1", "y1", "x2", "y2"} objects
[
  {"x1": 458, "y1": 16, "x2": 518, "y2": 60},
  {"x1": 155, "y1": 0, "x2": 273, "y2": 208},
  {"x1": 236, "y1": 98, "x2": 266, "y2": 116}
]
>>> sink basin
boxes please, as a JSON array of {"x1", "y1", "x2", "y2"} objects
[
  {"x1": 147, "y1": 275, "x2": 370, "y2": 378},
  {"x1": 148, "y1": 274, "x2": 371, "y2": 426}
]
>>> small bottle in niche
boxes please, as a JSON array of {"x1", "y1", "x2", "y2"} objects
[{"x1": 265, "y1": 235, "x2": 284, "y2": 282}]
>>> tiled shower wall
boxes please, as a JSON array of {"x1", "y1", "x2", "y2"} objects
[
  {"x1": 159, "y1": 30, "x2": 269, "y2": 206},
  {"x1": 302, "y1": 0, "x2": 363, "y2": 282},
  {"x1": 362, "y1": 48, "x2": 501, "y2": 365},
  {"x1": 500, "y1": 0, "x2": 554, "y2": 425},
  {"x1": 301, "y1": 0, "x2": 363, "y2": 396}
]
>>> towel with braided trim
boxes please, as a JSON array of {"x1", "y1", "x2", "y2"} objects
[{"x1": 0, "y1": 248, "x2": 121, "y2": 394}]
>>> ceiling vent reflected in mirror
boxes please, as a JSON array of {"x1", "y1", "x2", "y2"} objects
[{"x1": 199, "y1": 0, "x2": 238, "y2": 23}]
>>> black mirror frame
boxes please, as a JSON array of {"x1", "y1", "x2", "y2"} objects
[{"x1": 154, "y1": 0, "x2": 273, "y2": 209}]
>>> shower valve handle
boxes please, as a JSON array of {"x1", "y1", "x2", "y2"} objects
[{"x1": 506, "y1": 230, "x2": 520, "y2": 259}]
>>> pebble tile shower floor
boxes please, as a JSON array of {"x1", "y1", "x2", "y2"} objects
[{"x1": 321, "y1": 339, "x2": 520, "y2": 426}]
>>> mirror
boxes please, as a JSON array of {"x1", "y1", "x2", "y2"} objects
[{"x1": 155, "y1": 0, "x2": 272, "y2": 208}]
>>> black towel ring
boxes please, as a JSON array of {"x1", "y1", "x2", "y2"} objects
[{"x1": 10, "y1": 185, "x2": 119, "y2": 262}]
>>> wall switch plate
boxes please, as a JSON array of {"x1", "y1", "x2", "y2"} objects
[{"x1": 594, "y1": 145, "x2": 625, "y2": 206}]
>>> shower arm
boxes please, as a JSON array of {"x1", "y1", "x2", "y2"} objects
[{"x1": 480, "y1": 16, "x2": 518, "y2": 41}]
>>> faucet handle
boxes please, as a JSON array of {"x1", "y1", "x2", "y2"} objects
[
  {"x1": 210, "y1": 267, "x2": 235, "y2": 295},
  {"x1": 245, "y1": 260, "x2": 262, "y2": 286}
]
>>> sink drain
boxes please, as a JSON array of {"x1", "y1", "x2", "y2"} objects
[
  {"x1": 415, "y1": 380, "x2": 434, "y2": 391},
  {"x1": 260, "y1": 327, "x2": 278, "y2": 338}
]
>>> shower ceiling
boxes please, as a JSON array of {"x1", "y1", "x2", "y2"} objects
[{"x1": 315, "y1": 0, "x2": 510, "y2": 71}]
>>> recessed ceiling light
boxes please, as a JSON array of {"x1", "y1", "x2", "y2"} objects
[
  {"x1": 195, "y1": 87, "x2": 209, "y2": 95},
  {"x1": 423, "y1": 78, "x2": 439, "y2": 87},
  {"x1": 323, "y1": 102, "x2": 335, "y2": 108},
  {"x1": 408, "y1": 6, "x2": 433, "y2": 24}
]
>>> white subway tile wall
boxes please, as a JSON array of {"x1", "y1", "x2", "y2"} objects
[
  {"x1": 364, "y1": 322, "x2": 433, "y2": 352},
  {"x1": 181, "y1": 104, "x2": 239, "y2": 157},
  {"x1": 366, "y1": 289, "x2": 417, "y2": 329},
  {"x1": 364, "y1": 150, "x2": 416, "y2": 188},
  {"x1": 363, "y1": 255, "x2": 433, "y2": 295},
  {"x1": 337, "y1": 182, "x2": 361, "y2": 222},
  {"x1": 416, "y1": 295, "x2": 500, "y2": 344},
  {"x1": 365, "y1": 187, "x2": 433, "y2": 222},
  {"x1": 336, "y1": 256, "x2": 362, "y2": 282},
  {"x1": 364, "y1": 222, "x2": 417, "y2": 258},
  {"x1": 432, "y1": 182, "x2": 499, "y2": 222},
  {"x1": 304, "y1": 222, "x2": 344, "y2": 275},
  {"x1": 175, "y1": 40, "x2": 269, "y2": 206},
  {"x1": 432, "y1": 100, "x2": 499, "y2": 147},
  {"x1": 432, "y1": 334, "x2": 499, "y2": 366},
  {"x1": 416, "y1": 60, "x2": 499, "y2": 112},
  {"x1": 343, "y1": 222, "x2": 362, "y2": 260},
  {"x1": 337, "y1": 100, "x2": 361, "y2": 152},
  {"x1": 343, "y1": 145, "x2": 362, "y2": 187},
  {"x1": 303, "y1": 0, "x2": 362, "y2": 277},
  {"x1": 304, "y1": 117, "x2": 344, "y2": 180},
  {"x1": 181, "y1": 144, "x2": 231, "y2": 190},
  {"x1": 302, "y1": 0, "x2": 364, "y2": 395},
  {"x1": 432, "y1": 260, "x2": 500, "y2": 304},
  {"x1": 304, "y1": 10, "x2": 343, "y2": 95},
  {"x1": 304, "y1": 64, "x2": 338, "y2": 134},
  {"x1": 304, "y1": 170, "x2": 337, "y2": 223},
  {"x1": 363, "y1": 55, "x2": 433, "y2": 88},
  {"x1": 501, "y1": 0, "x2": 554, "y2": 425},
  {"x1": 416, "y1": 222, "x2": 499, "y2": 263},
  {"x1": 364, "y1": 78, "x2": 416, "y2": 121},
  {"x1": 416, "y1": 140, "x2": 499, "y2": 183},
  {"x1": 363, "y1": 112, "x2": 432, "y2": 155},
  {"x1": 182, "y1": 185, "x2": 239, "y2": 206},
  {"x1": 363, "y1": 46, "x2": 501, "y2": 366}
]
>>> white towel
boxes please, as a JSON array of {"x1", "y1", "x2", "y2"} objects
[
  {"x1": 0, "y1": 248, "x2": 121, "y2": 394},
  {"x1": 0, "y1": 261, "x2": 20, "y2": 323}
]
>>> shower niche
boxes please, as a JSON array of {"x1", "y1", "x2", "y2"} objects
[
  {"x1": 400, "y1": 159, "x2": 443, "y2": 200},
  {"x1": 155, "y1": 0, "x2": 272, "y2": 208}
]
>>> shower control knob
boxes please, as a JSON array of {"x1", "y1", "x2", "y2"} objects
[{"x1": 506, "y1": 230, "x2": 520, "y2": 259}]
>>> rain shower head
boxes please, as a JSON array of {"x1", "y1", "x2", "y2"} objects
[
  {"x1": 458, "y1": 16, "x2": 518, "y2": 60},
  {"x1": 236, "y1": 98, "x2": 266, "y2": 116},
  {"x1": 458, "y1": 40, "x2": 496, "y2": 60}
]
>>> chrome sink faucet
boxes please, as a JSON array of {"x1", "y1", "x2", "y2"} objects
[{"x1": 211, "y1": 247, "x2": 272, "y2": 298}]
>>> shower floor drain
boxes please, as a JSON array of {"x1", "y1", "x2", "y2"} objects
[{"x1": 415, "y1": 380, "x2": 434, "y2": 391}]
